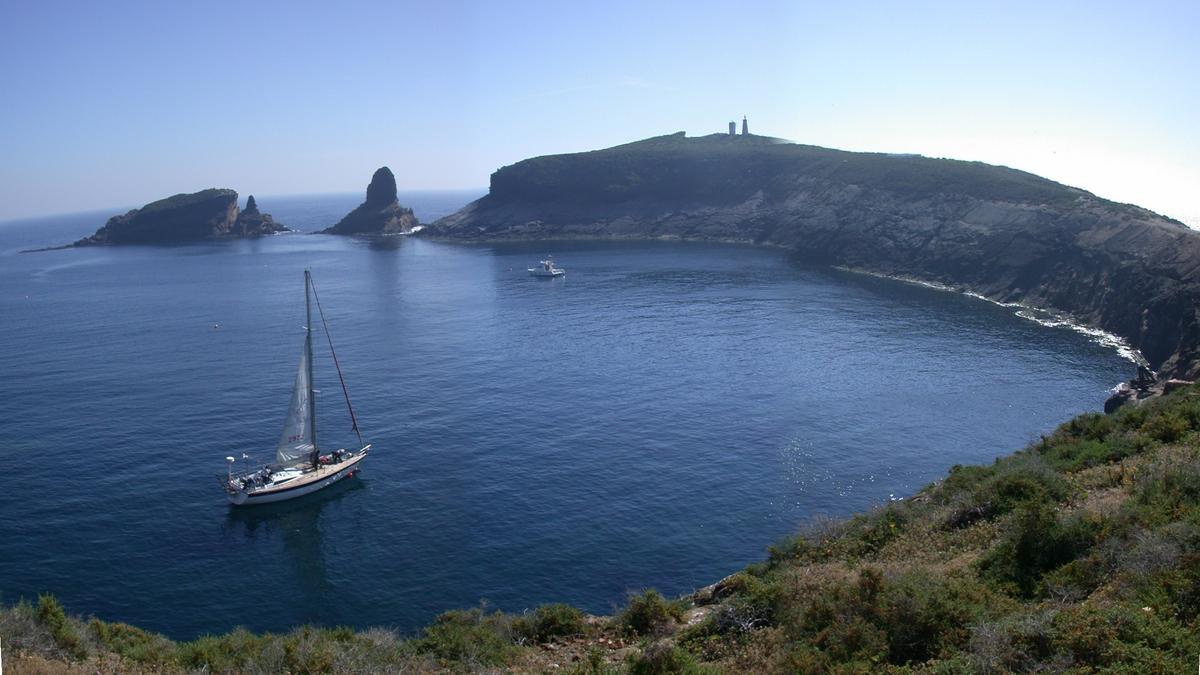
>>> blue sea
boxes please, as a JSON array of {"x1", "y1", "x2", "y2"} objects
[{"x1": 0, "y1": 192, "x2": 1134, "y2": 640}]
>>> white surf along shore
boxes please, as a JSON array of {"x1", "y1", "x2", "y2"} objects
[{"x1": 835, "y1": 266, "x2": 1149, "y2": 374}]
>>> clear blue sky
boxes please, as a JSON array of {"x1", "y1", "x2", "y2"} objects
[{"x1": 1, "y1": 0, "x2": 1197, "y2": 225}]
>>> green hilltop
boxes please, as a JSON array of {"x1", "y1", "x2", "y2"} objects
[{"x1": 485, "y1": 132, "x2": 1099, "y2": 209}]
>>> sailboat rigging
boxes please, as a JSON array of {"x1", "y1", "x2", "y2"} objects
[{"x1": 222, "y1": 270, "x2": 371, "y2": 505}]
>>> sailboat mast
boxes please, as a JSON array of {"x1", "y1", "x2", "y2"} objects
[
  {"x1": 305, "y1": 270, "x2": 318, "y2": 466},
  {"x1": 308, "y1": 273, "x2": 365, "y2": 449}
]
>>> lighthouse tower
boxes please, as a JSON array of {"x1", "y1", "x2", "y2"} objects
[{"x1": 741, "y1": 115, "x2": 749, "y2": 135}]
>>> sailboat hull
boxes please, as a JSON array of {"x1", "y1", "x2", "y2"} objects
[{"x1": 228, "y1": 448, "x2": 369, "y2": 506}]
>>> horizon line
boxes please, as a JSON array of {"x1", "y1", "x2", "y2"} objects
[{"x1": 0, "y1": 187, "x2": 490, "y2": 227}]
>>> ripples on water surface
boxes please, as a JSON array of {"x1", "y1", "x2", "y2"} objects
[{"x1": 0, "y1": 193, "x2": 1133, "y2": 638}]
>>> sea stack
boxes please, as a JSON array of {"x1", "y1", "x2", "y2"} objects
[
  {"x1": 71, "y1": 189, "x2": 286, "y2": 246},
  {"x1": 233, "y1": 195, "x2": 287, "y2": 236},
  {"x1": 321, "y1": 167, "x2": 418, "y2": 235}
]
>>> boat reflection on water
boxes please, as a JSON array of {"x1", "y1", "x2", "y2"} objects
[
  {"x1": 364, "y1": 236, "x2": 406, "y2": 251},
  {"x1": 225, "y1": 474, "x2": 366, "y2": 531},
  {"x1": 222, "y1": 477, "x2": 367, "y2": 624}
]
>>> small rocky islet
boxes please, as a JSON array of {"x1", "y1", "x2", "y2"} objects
[
  {"x1": 56, "y1": 166, "x2": 420, "y2": 247},
  {"x1": 71, "y1": 189, "x2": 286, "y2": 246},
  {"x1": 230, "y1": 194, "x2": 285, "y2": 237},
  {"x1": 321, "y1": 166, "x2": 419, "y2": 236}
]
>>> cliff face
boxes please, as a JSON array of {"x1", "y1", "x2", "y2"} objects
[
  {"x1": 426, "y1": 132, "x2": 1200, "y2": 382},
  {"x1": 73, "y1": 189, "x2": 285, "y2": 245},
  {"x1": 321, "y1": 167, "x2": 418, "y2": 235}
]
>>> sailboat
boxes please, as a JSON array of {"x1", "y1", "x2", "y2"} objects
[{"x1": 222, "y1": 270, "x2": 371, "y2": 506}]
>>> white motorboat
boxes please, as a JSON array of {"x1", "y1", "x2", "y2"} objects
[
  {"x1": 528, "y1": 257, "x2": 565, "y2": 278},
  {"x1": 221, "y1": 270, "x2": 372, "y2": 506}
]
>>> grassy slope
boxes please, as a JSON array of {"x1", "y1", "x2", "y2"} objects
[{"x1": 4, "y1": 384, "x2": 1199, "y2": 673}]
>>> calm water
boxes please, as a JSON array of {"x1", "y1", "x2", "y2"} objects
[{"x1": 0, "y1": 193, "x2": 1134, "y2": 639}]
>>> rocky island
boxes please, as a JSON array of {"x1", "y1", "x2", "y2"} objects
[
  {"x1": 231, "y1": 194, "x2": 285, "y2": 236},
  {"x1": 321, "y1": 166, "x2": 419, "y2": 235},
  {"x1": 69, "y1": 189, "x2": 286, "y2": 246},
  {"x1": 425, "y1": 132, "x2": 1200, "y2": 391}
]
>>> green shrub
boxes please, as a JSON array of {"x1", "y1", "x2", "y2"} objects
[
  {"x1": 177, "y1": 627, "x2": 271, "y2": 672},
  {"x1": 811, "y1": 613, "x2": 890, "y2": 666},
  {"x1": 513, "y1": 603, "x2": 586, "y2": 643},
  {"x1": 1130, "y1": 552, "x2": 1200, "y2": 625},
  {"x1": 1176, "y1": 397, "x2": 1200, "y2": 429},
  {"x1": 0, "y1": 599, "x2": 46, "y2": 655},
  {"x1": 1052, "y1": 602, "x2": 1197, "y2": 671},
  {"x1": 944, "y1": 456, "x2": 1070, "y2": 528},
  {"x1": 35, "y1": 594, "x2": 86, "y2": 659},
  {"x1": 940, "y1": 463, "x2": 995, "y2": 500},
  {"x1": 987, "y1": 466, "x2": 1068, "y2": 513},
  {"x1": 1062, "y1": 412, "x2": 1116, "y2": 442},
  {"x1": 1132, "y1": 458, "x2": 1200, "y2": 526},
  {"x1": 778, "y1": 569, "x2": 890, "y2": 667},
  {"x1": 90, "y1": 619, "x2": 175, "y2": 666},
  {"x1": 848, "y1": 502, "x2": 910, "y2": 554},
  {"x1": 413, "y1": 607, "x2": 515, "y2": 667},
  {"x1": 783, "y1": 567, "x2": 1005, "y2": 667},
  {"x1": 767, "y1": 534, "x2": 812, "y2": 565},
  {"x1": 700, "y1": 572, "x2": 780, "y2": 637},
  {"x1": 964, "y1": 608, "x2": 1060, "y2": 673},
  {"x1": 878, "y1": 571, "x2": 1002, "y2": 664},
  {"x1": 766, "y1": 517, "x2": 843, "y2": 566},
  {"x1": 1142, "y1": 411, "x2": 1191, "y2": 443},
  {"x1": 281, "y1": 626, "x2": 340, "y2": 673},
  {"x1": 1040, "y1": 436, "x2": 1138, "y2": 472},
  {"x1": 618, "y1": 590, "x2": 685, "y2": 637},
  {"x1": 626, "y1": 639, "x2": 710, "y2": 674},
  {"x1": 1113, "y1": 402, "x2": 1150, "y2": 430},
  {"x1": 569, "y1": 644, "x2": 618, "y2": 674},
  {"x1": 978, "y1": 504, "x2": 1102, "y2": 598}
]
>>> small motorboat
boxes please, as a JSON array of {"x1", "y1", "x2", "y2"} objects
[{"x1": 528, "y1": 257, "x2": 565, "y2": 278}]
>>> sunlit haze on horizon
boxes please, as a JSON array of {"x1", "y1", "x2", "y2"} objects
[{"x1": 0, "y1": 0, "x2": 1196, "y2": 226}]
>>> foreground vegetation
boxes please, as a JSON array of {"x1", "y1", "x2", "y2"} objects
[{"x1": 4, "y1": 383, "x2": 1199, "y2": 673}]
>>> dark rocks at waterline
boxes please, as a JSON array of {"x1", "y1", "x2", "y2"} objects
[
  {"x1": 1104, "y1": 366, "x2": 1158, "y2": 413},
  {"x1": 233, "y1": 194, "x2": 286, "y2": 237},
  {"x1": 68, "y1": 189, "x2": 286, "y2": 247},
  {"x1": 1105, "y1": 366, "x2": 1195, "y2": 413},
  {"x1": 424, "y1": 131, "x2": 1200, "y2": 385},
  {"x1": 321, "y1": 167, "x2": 419, "y2": 236}
]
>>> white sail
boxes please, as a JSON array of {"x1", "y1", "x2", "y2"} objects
[{"x1": 276, "y1": 338, "x2": 316, "y2": 466}]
